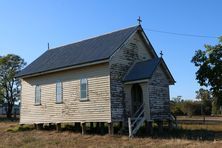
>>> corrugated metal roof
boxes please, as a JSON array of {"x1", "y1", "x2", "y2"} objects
[
  {"x1": 17, "y1": 25, "x2": 139, "y2": 78},
  {"x1": 123, "y1": 58, "x2": 161, "y2": 82}
]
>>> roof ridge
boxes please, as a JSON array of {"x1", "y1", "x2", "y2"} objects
[
  {"x1": 17, "y1": 25, "x2": 140, "y2": 78},
  {"x1": 49, "y1": 25, "x2": 139, "y2": 51}
]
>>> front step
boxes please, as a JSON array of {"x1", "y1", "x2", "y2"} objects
[{"x1": 128, "y1": 103, "x2": 145, "y2": 137}]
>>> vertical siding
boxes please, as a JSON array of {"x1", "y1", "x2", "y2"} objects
[
  {"x1": 20, "y1": 63, "x2": 111, "y2": 124},
  {"x1": 148, "y1": 65, "x2": 170, "y2": 120},
  {"x1": 110, "y1": 31, "x2": 153, "y2": 121}
]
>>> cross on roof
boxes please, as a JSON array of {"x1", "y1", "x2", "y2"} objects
[
  {"x1": 137, "y1": 16, "x2": 142, "y2": 25},
  {"x1": 160, "y1": 51, "x2": 163, "y2": 57}
]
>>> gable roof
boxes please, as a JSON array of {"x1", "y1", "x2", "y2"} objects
[
  {"x1": 124, "y1": 58, "x2": 160, "y2": 82},
  {"x1": 124, "y1": 58, "x2": 175, "y2": 84},
  {"x1": 16, "y1": 25, "x2": 140, "y2": 78}
]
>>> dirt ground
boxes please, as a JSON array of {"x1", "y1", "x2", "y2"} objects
[{"x1": 1, "y1": 122, "x2": 222, "y2": 148}]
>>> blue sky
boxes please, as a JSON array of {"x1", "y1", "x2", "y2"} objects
[{"x1": 0, "y1": 0, "x2": 221, "y2": 100}]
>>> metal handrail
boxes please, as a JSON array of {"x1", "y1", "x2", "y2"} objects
[
  {"x1": 131, "y1": 109, "x2": 144, "y2": 127},
  {"x1": 129, "y1": 103, "x2": 145, "y2": 137},
  {"x1": 132, "y1": 103, "x2": 144, "y2": 118}
]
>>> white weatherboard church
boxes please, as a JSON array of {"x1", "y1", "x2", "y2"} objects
[{"x1": 17, "y1": 24, "x2": 175, "y2": 137}]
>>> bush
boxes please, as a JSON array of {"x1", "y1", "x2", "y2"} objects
[
  {"x1": 7, "y1": 124, "x2": 34, "y2": 132},
  {"x1": 170, "y1": 100, "x2": 210, "y2": 116}
]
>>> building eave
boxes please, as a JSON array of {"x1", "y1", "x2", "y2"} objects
[
  {"x1": 17, "y1": 59, "x2": 109, "y2": 79},
  {"x1": 123, "y1": 78, "x2": 149, "y2": 85}
]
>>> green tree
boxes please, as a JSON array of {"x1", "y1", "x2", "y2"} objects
[
  {"x1": 0, "y1": 89, "x2": 3, "y2": 104},
  {"x1": 0, "y1": 54, "x2": 26, "y2": 118},
  {"x1": 191, "y1": 38, "x2": 222, "y2": 114},
  {"x1": 170, "y1": 96, "x2": 184, "y2": 115},
  {"x1": 195, "y1": 88, "x2": 212, "y2": 115},
  {"x1": 181, "y1": 100, "x2": 197, "y2": 117}
]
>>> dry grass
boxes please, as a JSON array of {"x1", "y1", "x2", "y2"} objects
[
  {"x1": 177, "y1": 116, "x2": 222, "y2": 121},
  {"x1": 0, "y1": 122, "x2": 222, "y2": 148},
  {"x1": 180, "y1": 124, "x2": 222, "y2": 132}
]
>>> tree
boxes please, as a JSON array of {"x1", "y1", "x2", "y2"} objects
[
  {"x1": 195, "y1": 88, "x2": 212, "y2": 115},
  {"x1": 0, "y1": 54, "x2": 26, "y2": 118},
  {"x1": 170, "y1": 96, "x2": 185, "y2": 115},
  {"x1": 172, "y1": 96, "x2": 183, "y2": 103},
  {"x1": 191, "y1": 38, "x2": 222, "y2": 114},
  {"x1": 0, "y1": 88, "x2": 4, "y2": 104},
  {"x1": 180, "y1": 100, "x2": 199, "y2": 117}
]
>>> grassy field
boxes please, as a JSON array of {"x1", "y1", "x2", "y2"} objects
[
  {"x1": 0, "y1": 120, "x2": 222, "y2": 148},
  {"x1": 177, "y1": 116, "x2": 222, "y2": 121}
]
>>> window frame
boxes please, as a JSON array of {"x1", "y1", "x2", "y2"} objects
[
  {"x1": 80, "y1": 78, "x2": 88, "y2": 101},
  {"x1": 56, "y1": 81, "x2": 63, "y2": 104},
  {"x1": 35, "y1": 85, "x2": 41, "y2": 105}
]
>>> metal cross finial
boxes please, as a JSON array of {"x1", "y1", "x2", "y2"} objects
[
  {"x1": 137, "y1": 16, "x2": 142, "y2": 25},
  {"x1": 48, "y1": 42, "x2": 50, "y2": 50},
  {"x1": 160, "y1": 51, "x2": 163, "y2": 57}
]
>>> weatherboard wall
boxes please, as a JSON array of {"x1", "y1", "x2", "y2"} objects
[
  {"x1": 109, "y1": 31, "x2": 153, "y2": 121},
  {"x1": 148, "y1": 65, "x2": 170, "y2": 120},
  {"x1": 20, "y1": 63, "x2": 111, "y2": 124}
]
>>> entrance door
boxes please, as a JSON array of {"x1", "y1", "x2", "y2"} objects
[{"x1": 131, "y1": 84, "x2": 143, "y2": 115}]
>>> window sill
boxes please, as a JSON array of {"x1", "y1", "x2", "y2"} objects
[
  {"x1": 80, "y1": 98, "x2": 89, "y2": 102},
  {"x1": 34, "y1": 104, "x2": 41, "y2": 106},
  {"x1": 55, "y1": 102, "x2": 63, "y2": 104}
]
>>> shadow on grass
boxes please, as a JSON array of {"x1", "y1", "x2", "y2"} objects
[
  {"x1": 5, "y1": 120, "x2": 222, "y2": 141},
  {"x1": 136, "y1": 126, "x2": 222, "y2": 141},
  {"x1": 62, "y1": 124, "x2": 109, "y2": 135},
  {"x1": 0, "y1": 117, "x2": 19, "y2": 122}
]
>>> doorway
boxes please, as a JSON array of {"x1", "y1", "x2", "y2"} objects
[{"x1": 131, "y1": 84, "x2": 143, "y2": 115}]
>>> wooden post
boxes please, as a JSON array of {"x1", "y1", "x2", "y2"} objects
[
  {"x1": 14, "y1": 109, "x2": 16, "y2": 118},
  {"x1": 108, "y1": 122, "x2": 114, "y2": 135},
  {"x1": 81, "y1": 123, "x2": 86, "y2": 135},
  {"x1": 36, "y1": 123, "x2": 43, "y2": 130},
  {"x1": 168, "y1": 120, "x2": 172, "y2": 130},
  {"x1": 144, "y1": 120, "x2": 148, "y2": 134},
  {"x1": 148, "y1": 121, "x2": 153, "y2": 135},
  {"x1": 128, "y1": 118, "x2": 132, "y2": 137},
  {"x1": 117, "y1": 120, "x2": 124, "y2": 134},
  {"x1": 56, "y1": 123, "x2": 61, "y2": 132},
  {"x1": 75, "y1": 122, "x2": 81, "y2": 132},
  {"x1": 34, "y1": 124, "x2": 37, "y2": 129},
  {"x1": 96, "y1": 122, "x2": 100, "y2": 133},
  {"x1": 118, "y1": 121, "x2": 123, "y2": 134},
  {"x1": 119, "y1": 121, "x2": 123, "y2": 129},
  {"x1": 157, "y1": 121, "x2": 163, "y2": 133},
  {"x1": 100, "y1": 122, "x2": 105, "y2": 135},
  {"x1": 90, "y1": 122, "x2": 94, "y2": 133}
]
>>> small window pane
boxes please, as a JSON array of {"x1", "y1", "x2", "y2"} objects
[
  {"x1": 56, "y1": 81, "x2": 62, "y2": 103},
  {"x1": 35, "y1": 85, "x2": 41, "y2": 104},
  {"x1": 81, "y1": 90, "x2": 87, "y2": 98},
  {"x1": 81, "y1": 83, "x2": 86, "y2": 90},
  {"x1": 80, "y1": 78, "x2": 88, "y2": 100}
]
